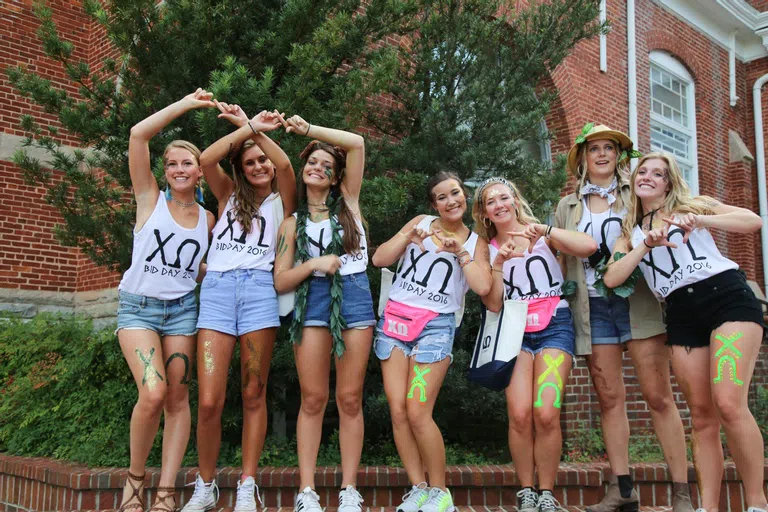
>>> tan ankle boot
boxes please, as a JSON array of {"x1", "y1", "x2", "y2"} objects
[
  {"x1": 672, "y1": 483, "x2": 694, "y2": 512},
  {"x1": 586, "y1": 476, "x2": 639, "y2": 512}
]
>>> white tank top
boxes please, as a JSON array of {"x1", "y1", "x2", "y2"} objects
[
  {"x1": 631, "y1": 219, "x2": 738, "y2": 298},
  {"x1": 207, "y1": 193, "x2": 279, "y2": 272},
  {"x1": 294, "y1": 206, "x2": 368, "y2": 277},
  {"x1": 576, "y1": 200, "x2": 627, "y2": 296},
  {"x1": 119, "y1": 194, "x2": 209, "y2": 300},
  {"x1": 490, "y1": 237, "x2": 567, "y2": 305},
  {"x1": 388, "y1": 216, "x2": 478, "y2": 314}
]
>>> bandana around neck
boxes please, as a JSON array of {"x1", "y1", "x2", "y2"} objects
[{"x1": 580, "y1": 178, "x2": 618, "y2": 205}]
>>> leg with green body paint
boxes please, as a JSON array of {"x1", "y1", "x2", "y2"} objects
[
  {"x1": 532, "y1": 349, "x2": 572, "y2": 491},
  {"x1": 406, "y1": 357, "x2": 451, "y2": 489},
  {"x1": 118, "y1": 329, "x2": 169, "y2": 509},
  {"x1": 709, "y1": 322, "x2": 767, "y2": 510}
]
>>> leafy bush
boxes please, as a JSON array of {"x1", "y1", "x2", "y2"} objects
[{"x1": 0, "y1": 313, "x2": 512, "y2": 467}]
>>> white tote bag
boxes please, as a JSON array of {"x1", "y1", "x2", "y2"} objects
[{"x1": 468, "y1": 299, "x2": 527, "y2": 390}]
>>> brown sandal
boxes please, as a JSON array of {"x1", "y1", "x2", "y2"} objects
[
  {"x1": 118, "y1": 471, "x2": 146, "y2": 512},
  {"x1": 148, "y1": 486, "x2": 177, "y2": 512}
]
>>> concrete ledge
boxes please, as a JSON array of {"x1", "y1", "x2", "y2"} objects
[{"x1": 0, "y1": 287, "x2": 117, "y2": 329}]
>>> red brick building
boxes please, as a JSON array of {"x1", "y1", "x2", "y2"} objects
[{"x1": 1, "y1": 0, "x2": 767, "y2": 439}]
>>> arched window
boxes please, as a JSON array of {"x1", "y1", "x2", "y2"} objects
[{"x1": 649, "y1": 51, "x2": 698, "y2": 194}]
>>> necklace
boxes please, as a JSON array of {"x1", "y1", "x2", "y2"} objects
[
  {"x1": 307, "y1": 202, "x2": 330, "y2": 211},
  {"x1": 169, "y1": 195, "x2": 196, "y2": 208},
  {"x1": 641, "y1": 208, "x2": 661, "y2": 230}
]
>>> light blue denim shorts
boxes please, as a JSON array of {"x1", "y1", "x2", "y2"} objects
[
  {"x1": 589, "y1": 295, "x2": 632, "y2": 345},
  {"x1": 116, "y1": 289, "x2": 198, "y2": 336},
  {"x1": 521, "y1": 307, "x2": 575, "y2": 357},
  {"x1": 197, "y1": 269, "x2": 280, "y2": 336},
  {"x1": 374, "y1": 312, "x2": 455, "y2": 364}
]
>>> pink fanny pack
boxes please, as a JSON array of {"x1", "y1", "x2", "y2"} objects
[
  {"x1": 524, "y1": 297, "x2": 562, "y2": 333},
  {"x1": 383, "y1": 300, "x2": 439, "y2": 342}
]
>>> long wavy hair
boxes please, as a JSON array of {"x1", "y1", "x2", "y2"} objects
[
  {"x1": 471, "y1": 177, "x2": 539, "y2": 241},
  {"x1": 298, "y1": 141, "x2": 364, "y2": 253},
  {"x1": 571, "y1": 139, "x2": 630, "y2": 223},
  {"x1": 620, "y1": 151, "x2": 716, "y2": 246},
  {"x1": 229, "y1": 140, "x2": 278, "y2": 235}
]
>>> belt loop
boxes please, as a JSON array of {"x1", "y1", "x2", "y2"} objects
[{"x1": 142, "y1": 295, "x2": 147, "y2": 307}]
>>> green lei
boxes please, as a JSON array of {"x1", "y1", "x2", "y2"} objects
[{"x1": 289, "y1": 191, "x2": 348, "y2": 357}]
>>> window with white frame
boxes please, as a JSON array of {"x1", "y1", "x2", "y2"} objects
[{"x1": 649, "y1": 51, "x2": 698, "y2": 194}]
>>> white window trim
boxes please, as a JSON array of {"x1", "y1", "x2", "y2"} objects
[{"x1": 649, "y1": 50, "x2": 699, "y2": 195}]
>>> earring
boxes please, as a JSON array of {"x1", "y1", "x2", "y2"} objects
[
  {"x1": 483, "y1": 217, "x2": 492, "y2": 228},
  {"x1": 165, "y1": 188, "x2": 172, "y2": 201},
  {"x1": 195, "y1": 185, "x2": 204, "y2": 203}
]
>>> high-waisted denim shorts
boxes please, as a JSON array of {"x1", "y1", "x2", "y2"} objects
[
  {"x1": 374, "y1": 312, "x2": 455, "y2": 364},
  {"x1": 116, "y1": 289, "x2": 198, "y2": 337},
  {"x1": 521, "y1": 307, "x2": 575, "y2": 357},
  {"x1": 303, "y1": 271, "x2": 376, "y2": 329},
  {"x1": 197, "y1": 269, "x2": 280, "y2": 336}
]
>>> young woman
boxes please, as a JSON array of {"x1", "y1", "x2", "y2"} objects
[
  {"x1": 273, "y1": 116, "x2": 374, "y2": 512},
  {"x1": 117, "y1": 89, "x2": 216, "y2": 512},
  {"x1": 181, "y1": 104, "x2": 297, "y2": 512},
  {"x1": 474, "y1": 177, "x2": 596, "y2": 512},
  {"x1": 372, "y1": 172, "x2": 491, "y2": 512},
  {"x1": 603, "y1": 152, "x2": 767, "y2": 512},
  {"x1": 555, "y1": 125, "x2": 692, "y2": 512}
]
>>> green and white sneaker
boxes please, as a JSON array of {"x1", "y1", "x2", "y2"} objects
[
  {"x1": 418, "y1": 487, "x2": 455, "y2": 512},
  {"x1": 397, "y1": 483, "x2": 430, "y2": 512}
]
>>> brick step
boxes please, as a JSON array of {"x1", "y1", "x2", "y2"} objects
[{"x1": 74, "y1": 508, "x2": 675, "y2": 512}]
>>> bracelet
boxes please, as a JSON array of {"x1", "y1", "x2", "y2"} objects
[
  {"x1": 492, "y1": 267, "x2": 504, "y2": 274},
  {"x1": 643, "y1": 240, "x2": 653, "y2": 249},
  {"x1": 459, "y1": 256, "x2": 473, "y2": 268},
  {"x1": 545, "y1": 225, "x2": 553, "y2": 239},
  {"x1": 247, "y1": 121, "x2": 260, "y2": 136},
  {"x1": 304, "y1": 123, "x2": 311, "y2": 136}
]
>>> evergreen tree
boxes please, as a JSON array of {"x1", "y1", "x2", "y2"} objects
[{"x1": 8, "y1": 0, "x2": 606, "y2": 271}]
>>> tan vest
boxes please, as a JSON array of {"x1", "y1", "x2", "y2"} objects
[{"x1": 554, "y1": 183, "x2": 665, "y2": 356}]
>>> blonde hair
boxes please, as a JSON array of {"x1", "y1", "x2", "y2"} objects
[
  {"x1": 163, "y1": 140, "x2": 201, "y2": 165},
  {"x1": 471, "y1": 178, "x2": 539, "y2": 241},
  {"x1": 620, "y1": 151, "x2": 717, "y2": 246},
  {"x1": 571, "y1": 139, "x2": 629, "y2": 224}
]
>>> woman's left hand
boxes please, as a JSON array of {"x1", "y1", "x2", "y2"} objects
[
  {"x1": 662, "y1": 214, "x2": 700, "y2": 244},
  {"x1": 283, "y1": 115, "x2": 310, "y2": 136},
  {"x1": 432, "y1": 228, "x2": 464, "y2": 254},
  {"x1": 507, "y1": 223, "x2": 545, "y2": 253}
]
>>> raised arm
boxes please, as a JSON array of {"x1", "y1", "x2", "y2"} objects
[
  {"x1": 662, "y1": 201, "x2": 762, "y2": 240},
  {"x1": 372, "y1": 215, "x2": 429, "y2": 268},
  {"x1": 283, "y1": 115, "x2": 365, "y2": 202},
  {"x1": 509, "y1": 223, "x2": 597, "y2": 259},
  {"x1": 603, "y1": 225, "x2": 676, "y2": 288},
  {"x1": 129, "y1": 89, "x2": 214, "y2": 220},
  {"x1": 481, "y1": 239, "x2": 523, "y2": 313}
]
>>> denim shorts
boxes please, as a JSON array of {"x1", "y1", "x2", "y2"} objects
[
  {"x1": 374, "y1": 312, "x2": 455, "y2": 364},
  {"x1": 197, "y1": 269, "x2": 280, "y2": 336},
  {"x1": 521, "y1": 307, "x2": 575, "y2": 357},
  {"x1": 116, "y1": 289, "x2": 198, "y2": 337},
  {"x1": 304, "y1": 272, "x2": 376, "y2": 329},
  {"x1": 589, "y1": 295, "x2": 632, "y2": 345}
]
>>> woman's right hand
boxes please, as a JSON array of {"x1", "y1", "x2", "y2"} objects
[
  {"x1": 214, "y1": 100, "x2": 249, "y2": 127},
  {"x1": 644, "y1": 223, "x2": 678, "y2": 249},
  {"x1": 181, "y1": 88, "x2": 216, "y2": 111},
  {"x1": 312, "y1": 254, "x2": 342, "y2": 275},
  {"x1": 248, "y1": 110, "x2": 284, "y2": 133},
  {"x1": 493, "y1": 239, "x2": 525, "y2": 268},
  {"x1": 400, "y1": 225, "x2": 433, "y2": 253}
]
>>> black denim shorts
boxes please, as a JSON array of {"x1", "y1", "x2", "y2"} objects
[{"x1": 664, "y1": 269, "x2": 764, "y2": 348}]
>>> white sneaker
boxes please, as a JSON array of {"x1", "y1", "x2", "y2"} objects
[
  {"x1": 516, "y1": 487, "x2": 539, "y2": 512},
  {"x1": 746, "y1": 508, "x2": 768, "y2": 512},
  {"x1": 234, "y1": 476, "x2": 263, "y2": 512},
  {"x1": 397, "y1": 483, "x2": 429, "y2": 512},
  {"x1": 418, "y1": 487, "x2": 455, "y2": 512},
  {"x1": 181, "y1": 474, "x2": 219, "y2": 512},
  {"x1": 538, "y1": 490, "x2": 564, "y2": 512},
  {"x1": 338, "y1": 485, "x2": 364, "y2": 512},
  {"x1": 295, "y1": 486, "x2": 323, "y2": 512}
]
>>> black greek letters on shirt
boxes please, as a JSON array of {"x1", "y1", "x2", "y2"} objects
[
  {"x1": 308, "y1": 228, "x2": 327, "y2": 254},
  {"x1": 144, "y1": 229, "x2": 200, "y2": 277},
  {"x1": 640, "y1": 228, "x2": 709, "y2": 292},
  {"x1": 395, "y1": 248, "x2": 453, "y2": 295},
  {"x1": 504, "y1": 256, "x2": 561, "y2": 298},
  {"x1": 215, "y1": 210, "x2": 269, "y2": 256}
]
